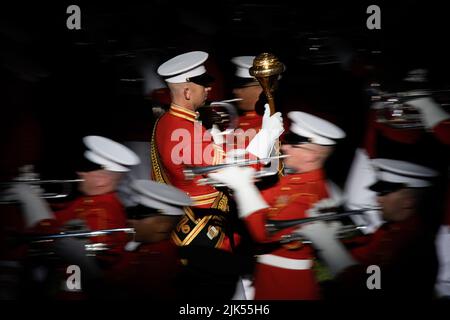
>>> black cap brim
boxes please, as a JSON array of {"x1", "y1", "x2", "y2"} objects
[
  {"x1": 233, "y1": 77, "x2": 260, "y2": 88},
  {"x1": 368, "y1": 180, "x2": 405, "y2": 194},
  {"x1": 282, "y1": 132, "x2": 312, "y2": 145},
  {"x1": 75, "y1": 156, "x2": 103, "y2": 172},
  {"x1": 188, "y1": 73, "x2": 215, "y2": 87}
]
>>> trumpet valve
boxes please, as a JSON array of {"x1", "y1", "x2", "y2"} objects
[{"x1": 183, "y1": 168, "x2": 196, "y2": 180}]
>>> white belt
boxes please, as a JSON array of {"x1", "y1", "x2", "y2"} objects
[{"x1": 257, "y1": 254, "x2": 313, "y2": 270}]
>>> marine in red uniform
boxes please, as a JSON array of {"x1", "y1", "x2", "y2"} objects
[
  {"x1": 326, "y1": 159, "x2": 440, "y2": 300},
  {"x1": 153, "y1": 51, "x2": 230, "y2": 251},
  {"x1": 210, "y1": 111, "x2": 346, "y2": 300},
  {"x1": 345, "y1": 68, "x2": 450, "y2": 233},
  {"x1": 11, "y1": 135, "x2": 140, "y2": 298},
  {"x1": 153, "y1": 51, "x2": 284, "y2": 300},
  {"x1": 153, "y1": 51, "x2": 241, "y2": 300},
  {"x1": 113, "y1": 179, "x2": 192, "y2": 299},
  {"x1": 53, "y1": 192, "x2": 127, "y2": 264},
  {"x1": 153, "y1": 52, "x2": 283, "y2": 250}
]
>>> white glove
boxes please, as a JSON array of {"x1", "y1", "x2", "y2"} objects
[
  {"x1": 343, "y1": 148, "x2": 383, "y2": 234},
  {"x1": 10, "y1": 183, "x2": 54, "y2": 228},
  {"x1": 407, "y1": 97, "x2": 450, "y2": 129},
  {"x1": 209, "y1": 166, "x2": 268, "y2": 218},
  {"x1": 294, "y1": 202, "x2": 357, "y2": 276},
  {"x1": 261, "y1": 103, "x2": 283, "y2": 132},
  {"x1": 209, "y1": 124, "x2": 233, "y2": 145},
  {"x1": 312, "y1": 197, "x2": 343, "y2": 213},
  {"x1": 261, "y1": 102, "x2": 272, "y2": 130},
  {"x1": 326, "y1": 180, "x2": 345, "y2": 208},
  {"x1": 224, "y1": 148, "x2": 247, "y2": 164},
  {"x1": 246, "y1": 104, "x2": 284, "y2": 159}
]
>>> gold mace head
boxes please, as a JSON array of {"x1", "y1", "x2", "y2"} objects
[{"x1": 249, "y1": 53, "x2": 284, "y2": 78}]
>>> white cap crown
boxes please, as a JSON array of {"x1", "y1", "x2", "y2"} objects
[
  {"x1": 372, "y1": 158, "x2": 437, "y2": 188},
  {"x1": 157, "y1": 51, "x2": 208, "y2": 84},
  {"x1": 131, "y1": 179, "x2": 192, "y2": 216},
  {"x1": 287, "y1": 111, "x2": 345, "y2": 145},
  {"x1": 231, "y1": 56, "x2": 256, "y2": 78},
  {"x1": 83, "y1": 136, "x2": 140, "y2": 172}
]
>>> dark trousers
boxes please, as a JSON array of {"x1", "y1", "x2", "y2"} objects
[{"x1": 175, "y1": 246, "x2": 243, "y2": 301}]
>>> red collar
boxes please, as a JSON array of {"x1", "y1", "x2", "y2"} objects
[
  {"x1": 169, "y1": 104, "x2": 199, "y2": 122},
  {"x1": 78, "y1": 192, "x2": 118, "y2": 205},
  {"x1": 284, "y1": 169, "x2": 325, "y2": 185}
]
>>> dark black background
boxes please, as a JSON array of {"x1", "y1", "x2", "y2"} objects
[{"x1": 1, "y1": 1, "x2": 449, "y2": 184}]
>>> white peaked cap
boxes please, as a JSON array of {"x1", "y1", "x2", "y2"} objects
[
  {"x1": 83, "y1": 136, "x2": 140, "y2": 172},
  {"x1": 287, "y1": 111, "x2": 346, "y2": 145},
  {"x1": 231, "y1": 56, "x2": 256, "y2": 78},
  {"x1": 371, "y1": 159, "x2": 438, "y2": 188},
  {"x1": 130, "y1": 179, "x2": 192, "y2": 216},
  {"x1": 157, "y1": 51, "x2": 208, "y2": 83}
]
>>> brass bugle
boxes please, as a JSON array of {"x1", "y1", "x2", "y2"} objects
[
  {"x1": 279, "y1": 224, "x2": 368, "y2": 244},
  {"x1": 372, "y1": 88, "x2": 450, "y2": 102},
  {"x1": 0, "y1": 179, "x2": 84, "y2": 204},
  {"x1": 183, "y1": 155, "x2": 289, "y2": 180},
  {"x1": 24, "y1": 228, "x2": 135, "y2": 242},
  {"x1": 265, "y1": 210, "x2": 365, "y2": 235},
  {"x1": 197, "y1": 169, "x2": 278, "y2": 186},
  {"x1": 0, "y1": 179, "x2": 83, "y2": 185}
]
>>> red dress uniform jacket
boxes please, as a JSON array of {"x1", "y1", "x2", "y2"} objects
[
  {"x1": 363, "y1": 109, "x2": 450, "y2": 157},
  {"x1": 243, "y1": 169, "x2": 328, "y2": 300},
  {"x1": 28, "y1": 192, "x2": 128, "y2": 299},
  {"x1": 337, "y1": 215, "x2": 438, "y2": 299},
  {"x1": 54, "y1": 192, "x2": 128, "y2": 264},
  {"x1": 151, "y1": 104, "x2": 233, "y2": 250},
  {"x1": 350, "y1": 216, "x2": 421, "y2": 266}
]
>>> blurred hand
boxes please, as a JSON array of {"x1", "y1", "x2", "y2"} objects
[
  {"x1": 8, "y1": 183, "x2": 42, "y2": 203},
  {"x1": 295, "y1": 220, "x2": 341, "y2": 242},
  {"x1": 308, "y1": 197, "x2": 343, "y2": 215},
  {"x1": 407, "y1": 97, "x2": 450, "y2": 129},
  {"x1": 294, "y1": 198, "x2": 343, "y2": 241},
  {"x1": 247, "y1": 106, "x2": 284, "y2": 159},
  {"x1": 209, "y1": 124, "x2": 225, "y2": 145},
  {"x1": 224, "y1": 149, "x2": 247, "y2": 164},
  {"x1": 293, "y1": 202, "x2": 356, "y2": 275},
  {"x1": 208, "y1": 166, "x2": 255, "y2": 190},
  {"x1": 210, "y1": 166, "x2": 267, "y2": 218},
  {"x1": 8, "y1": 183, "x2": 54, "y2": 227},
  {"x1": 262, "y1": 104, "x2": 284, "y2": 140},
  {"x1": 262, "y1": 103, "x2": 271, "y2": 129}
]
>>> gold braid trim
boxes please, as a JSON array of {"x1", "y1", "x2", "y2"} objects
[
  {"x1": 168, "y1": 110, "x2": 196, "y2": 122},
  {"x1": 151, "y1": 117, "x2": 230, "y2": 247},
  {"x1": 211, "y1": 191, "x2": 229, "y2": 212},
  {"x1": 150, "y1": 118, "x2": 171, "y2": 184}
]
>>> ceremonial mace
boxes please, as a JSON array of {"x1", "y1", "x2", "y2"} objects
[
  {"x1": 250, "y1": 53, "x2": 285, "y2": 175},
  {"x1": 249, "y1": 53, "x2": 284, "y2": 116}
]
